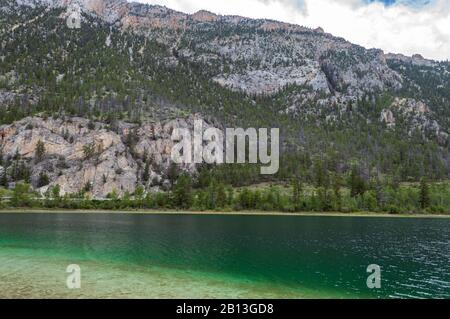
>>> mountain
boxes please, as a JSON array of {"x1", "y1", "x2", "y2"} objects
[{"x1": 0, "y1": 0, "x2": 449, "y2": 197}]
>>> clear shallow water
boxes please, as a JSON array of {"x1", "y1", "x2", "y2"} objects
[{"x1": 0, "y1": 213, "x2": 449, "y2": 299}]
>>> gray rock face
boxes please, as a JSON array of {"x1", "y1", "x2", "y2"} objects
[
  {"x1": 385, "y1": 53, "x2": 437, "y2": 68},
  {"x1": 213, "y1": 63, "x2": 331, "y2": 96},
  {"x1": 0, "y1": 116, "x2": 203, "y2": 198},
  {"x1": 380, "y1": 98, "x2": 449, "y2": 145}
]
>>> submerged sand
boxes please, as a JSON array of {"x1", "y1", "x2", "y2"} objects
[{"x1": 0, "y1": 253, "x2": 336, "y2": 299}]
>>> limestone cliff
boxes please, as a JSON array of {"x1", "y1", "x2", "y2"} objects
[{"x1": 0, "y1": 116, "x2": 203, "y2": 198}]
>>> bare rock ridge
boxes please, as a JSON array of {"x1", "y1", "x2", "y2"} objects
[
  {"x1": 8, "y1": 0, "x2": 436, "y2": 101},
  {"x1": 385, "y1": 53, "x2": 437, "y2": 68},
  {"x1": 8, "y1": 0, "x2": 407, "y2": 97}
]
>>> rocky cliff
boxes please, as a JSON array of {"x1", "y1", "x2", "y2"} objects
[{"x1": 0, "y1": 116, "x2": 203, "y2": 198}]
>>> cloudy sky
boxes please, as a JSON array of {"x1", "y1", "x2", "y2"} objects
[{"x1": 132, "y1": 0, "x2": 450, "y2": 61}]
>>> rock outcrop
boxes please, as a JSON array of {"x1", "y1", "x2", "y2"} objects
[
  {"x1": 380, "y1": 98, "x2": 449, "y2": 146},
  {"x1": 0, "y1": 116, "x2": 204, "y2": 198}
]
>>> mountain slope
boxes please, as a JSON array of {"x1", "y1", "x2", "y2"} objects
[{"x1": 0, "y1": 0, "x2": 449, "y2": 197}]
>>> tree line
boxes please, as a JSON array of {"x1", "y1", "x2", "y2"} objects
[{"x1": 1, "y1": 174, "x2": 448, "y2": 215}]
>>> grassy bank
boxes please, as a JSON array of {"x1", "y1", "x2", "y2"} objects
[
  {"x1": 1, "y1": 180, "x2": 449, "y2": 215},
  {"x1": 1, "y1": 208, "x2": 449, "y2": 218}
]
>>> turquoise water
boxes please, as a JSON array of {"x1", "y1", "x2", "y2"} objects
[{"x1": 0, "y1": 213, "x2": 449, "y2": 299}]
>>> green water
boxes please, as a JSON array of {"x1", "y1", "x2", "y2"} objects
[{"x1": 0, "y1": 213, "x2": 449, "y2": 299}]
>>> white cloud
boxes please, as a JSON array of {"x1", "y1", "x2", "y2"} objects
[{"x1": 131, "y1": 0, "x2": 450, "y2": 61}]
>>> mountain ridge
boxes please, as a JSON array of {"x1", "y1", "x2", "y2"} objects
[{"x1": 11, "y1": 0, "x2": 443, "y2": 63}]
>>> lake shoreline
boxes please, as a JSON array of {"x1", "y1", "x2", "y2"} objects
[{"x1": 0, "y1": 209, "x2": 449, "y2": 218}]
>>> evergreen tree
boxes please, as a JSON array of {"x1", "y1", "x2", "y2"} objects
[
  {"x1": 135, "y1": 185, "x2": 145, "y2": 207},
  {"x1": 349, "y1": 166, "x2": 366, "y2": 197},
  {"x1": 317, "y1": 187, "x2": 332, "y2": 211},
  {"x1": 143, "y1": 161, "x2": 150, "y2": 182},
  {"x1": 51, "y1": 184, "x2": 61, "y2": 199},
  {"x1": 374, "y1": 177, "x2": 384, "y2": 208},
  {"x1": 167, "y1": 162, "x2": 180, "y2": 188},
  {"x1": 0, "y1": 170, "x2": 7, "y2": 187},
  {"x1": 11, "y1": 183, "x2": 32, "y2": 207},
  {"x1": 314, "y1": 159, "x2": 325, "y2": 188},
  {"x1": 16, "y1": 161, "x2": 30, "y2": 183},
  {"x1": 226, "y1": 186, "x2": 234, "y2": 207},
  {"x1": 239, "y1": 189, "x2": 252, "y2": 210},
  {"x1": 419, "y1": 179, "x2": 431, "y2": 209},
  {"x1": 35, "y1": 140, "x2": 46, "y2": 162},
  {"x1": 37, "y1": 171, "x2": 50, "y2": 188},
  {"x1": 216, "y1": 182, "x2": 227, "y2": 209},
  {"x1": 332, "y1": 173, "x2": 342, "y2": 210},
  {"x1": 172, "y1": 174, "x2": 193, "y2": 209},
  {"x1": 291, "y1": 177, "x2": 302, "y2": 210}
]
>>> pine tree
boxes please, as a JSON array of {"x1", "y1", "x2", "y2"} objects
[
  {"x1": 374, "y1": 177, "x2": 384, "y2": 207},
  {"x1": 419, "y1": 179, "x2": 431, "y2": 209},
  {"x1": 239, "y1": 189, "x2": 252, "y2": 210},
  {"x1": 332, "y1": 173, "x2": 342, "y2": 210},
  {"x1": 51, "y1": 185, "x2": 61, "y2": 199},
  {"x1": 291, "y1": 177, "x2": 302, "y2": 210},
  {"x1": 317, "y1": 187, "x2": 332, "y2": 211},
  {"x1": 226, "y1": 186, "x2": 234, "y2": 207},
  {"x1": 135, "y1": 185, "x2": 145, "y2": 202},
  {"x1": 314, "y1": 159, "x2": 325, "y2": 188},
  {"x1": 35, "y1": 140, "x2": 46, "y2": 162},
  {"x1": 350, "y1": 166, "x2": 366, "y2": 197},
  {"x1": 172, "y1": 174, "x2": 193, "y2": 209},
  {"x1": 37, "y1": 171, "x2": 50, "y2": 188},
  {"x1": 143, "y1": 161, "x2": 150, "y2": 182},
  {"x1": 167, "y1": 162, "x2": 180, "y2": 188},
  {"x1": 216, "y1": 182, "x2": 227, "y2": 209},
  {"x1": 18, "y1": 162, "x2": 30, "y2": 183},
  {"x1": 0, "y1": 170, "x2": 7, "y2": 187}
]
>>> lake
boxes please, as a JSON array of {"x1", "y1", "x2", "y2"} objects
[{"x1": 0, "y1": 213, "x2": 449, "y2": 299}]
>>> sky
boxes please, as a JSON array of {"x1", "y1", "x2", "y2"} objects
[{"x1": 131, "y1": 0, "x2": 450, "y2": 61}]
